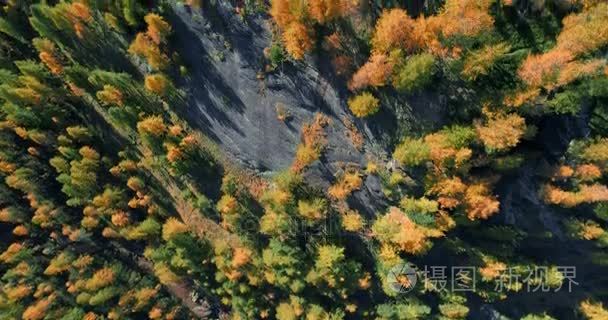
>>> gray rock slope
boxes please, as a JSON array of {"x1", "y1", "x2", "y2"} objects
[{"x1": 168, "y1": 3, "x2": 389, "y2": 214}]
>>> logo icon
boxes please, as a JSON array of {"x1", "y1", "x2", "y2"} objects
[{"x1": 388, "y1": 263, "x2": 418, "y2": 293}]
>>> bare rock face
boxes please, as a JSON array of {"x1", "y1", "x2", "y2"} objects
[
  {"x1": 167, "y1": 3, "x2": 382, "y2": 213},
  {"x1": 168, "y1": 2, "x2": 449, "y2": 215}
]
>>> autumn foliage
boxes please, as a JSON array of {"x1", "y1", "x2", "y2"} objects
[
  {"x1": 518, "y1": 3, "x2": 608, "y2": 89},
  {"x1": 270, "y1": 0, "x2": 349, "y2": 59},
  {"x1": 476, "y1": 113, "x2": 526, "y2": 152},
  {"x1": 372, "y1": 207, "x2": 441, "y2": 255},
  {"x1": 328, "y1": 170, "x2": 362, "y2": 200},
  {"x1": 543, "y1": 184, "x2": 608, "y2": 207},
  {"x1": 128, "y1": 13, "x2": 171, "y2": 70},
  {"x1": 292, "y1": 113, "x2": 330, "y2": 172},
  {"x1": 348, "y1": 53, "x2": 395, "y2": 91},
  {"x1": 350, "y1": 0, "x2": 495, "y2": 92},
  {"x1": 144, "y1": 74, "x2": 168, "y2": 95},
  {"x1": 33, "y1": 38, "x2": 63, "y2": 74},
  {"x1": 347, "y1": 92, "x2": 380, "y2": 117},
  {"x1": 137, "y1": 116, "x2": 167, "y2": 137},
  {"x1": 144, "y1": 13, "x2": 171, "y2": 45},
  {"x1": 371, "y1": 9, "x2": 417, "y2": 54},
  {"x1": 282, "y1": 22, "x2": 313, "y2": 60},
  {"x1": 464, "y1": 183, "x2": 500, "y2": 220},
  {"x1": 308, "y1": 0, "x2": 348, "y2": 24}
]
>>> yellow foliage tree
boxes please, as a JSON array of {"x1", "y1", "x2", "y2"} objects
[
  {"x1": 96, "y1": 85, "x2": 123, "y2": 106},
  {"x1": 580, "y1": 300, "x2": 608, "y2": 320},
  {"x1": 372, "y1": 207, "x2": 439, "y2": 255},
  {"x1": 347, "y1": 92, "x2": 380, "y2": 117},
  {"x1": 144, "y1": 74, "x2": 168, "y2": 96},
  {"x1": 162, "y1": 217, "x2": 188, "y2": 241},
  {"x1": 154, "y1": 263, "x2": 181, "y2": 284},
  {"x1": 582, "y1": 139, "x2": 608, "y2": 163},
  {"x1": 137, "y1": 116, "x2": 167, "y2": 137},
  {"x1": 22, "y1": 295, "x2": 55, "y2": 320},
  {"x1": 144, "y1": 13, "x2": 171, "y2": 45},
  {"x1": 342, "y1": 210, "x2": 364, "y2": 232},
  {"x1": 328, "y1": 171, "x2": 362, "y2": 200},
  {"x1": 85, "y1": 267, "x2": 115, "y2": 291},
  {"x1": 461, "y1": 43, "x2": 510, "y2": 81}
]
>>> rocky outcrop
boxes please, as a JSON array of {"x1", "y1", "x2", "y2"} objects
[{"x1": 168, "y1": 2, "x2": 388, "y2": 214}]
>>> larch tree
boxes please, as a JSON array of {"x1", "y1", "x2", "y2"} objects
[
  {"x1": 348, "y1": 53, "x2": 395, "y2": 91},
  {"x1": 371, "y1": 9, "x2": 417, "y2": 54},
  {"x1": 144, "y1": 13, "x2": 171, "y2": 45},
  {"x1": 476, "y1": 113, "x2": 526, "y2": 152},
  {"x1": 282, "y1": 22, "x2": 313, "y2": 60},
  {"x1": 347, "y1": 92, "x2": 380, "y2": 118},
  {"x1": 308, "y1": 0, "x2": 346, "y2": 24}
]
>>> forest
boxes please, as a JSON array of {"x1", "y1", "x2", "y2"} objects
[{"x1": 0, "y1": 0, "x2": 607, "y2": 319}]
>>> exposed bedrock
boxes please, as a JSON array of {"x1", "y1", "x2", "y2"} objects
[{"x1": 167, "y1": 2, "x2": 447, "y2": 215}]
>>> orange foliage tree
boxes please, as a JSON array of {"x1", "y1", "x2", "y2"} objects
[
  {"x1": 518, "y1": 3, "x2": 608, "y2": 88},
  {"x1": 22, "y1": 295, "x2": 55, "y2": 320},
  {"x1": 291, "y1": 113, "x2": 330, "y2": 172},
  {"x1": 282, "y1": 22, "x2": 313, "y2": 60},
  {"x1": 144, "y1": 13, "x2": 171, "y2": 45},
  {"x1": 475, "y1": 113, "x2": 526, "y2": 152},
  {"x1": 431, "y1": 0, "x2": 494, "y2": 39},
  {"x1": 128, "y1": 33, "x2": 169, "y2": 70},
  {"x1": 543, "y1": 183, "x2": 608, "y2": 207},
  {"x1": 371, "y1": 9, "x2": 417, "y2": 54},
  {"x1": 270, "y1": 0, "x2": 348, "y2": 60},
  {"x1": 308, "y1": 0, "x2": 347, "y2": 24},
  {"x1": 372, "y1": 207, "x2": 441, "y2": 255},
  {"x1": 575, "y1": 164, "x2": 602, "y2": 181},
  {"x1": 33, "y1": 38, "x2": 63, "y2": 74},
  {"x1": 348, "y1": 53, "x2": 395, "y2": 91},
  {"x1": 328, "y1": 170, "x2": 362, "y2": 200},
  {"x1": 464, "y1": 183, "x2": 500, "y2": 220},
  {"x1": 66, "y1": 2, "x2": 92, "y2": 38},
  {"x1": 144, "y1": 74, "x2": 168, "y2": 96},
  {"x1": 137, "y1": 116, "x2": 167, "y2": 138}
]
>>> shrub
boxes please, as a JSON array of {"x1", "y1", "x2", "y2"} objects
[{"x1": 268, "y1": 43, "x2": 286, "y2": 67}]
